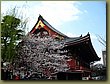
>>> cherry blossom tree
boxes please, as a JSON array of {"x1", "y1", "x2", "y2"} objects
[{"x1": 14, "y1": 33, "x2": 69, "y2": 79}]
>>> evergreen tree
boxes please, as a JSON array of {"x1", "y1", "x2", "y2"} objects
[{"x1": 1, "y1": 8, "x2": 27, "y2": 62}]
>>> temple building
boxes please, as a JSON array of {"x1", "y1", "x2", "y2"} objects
[{"x1": 29, "y1": 15, "x2": 100, "y2": 80}]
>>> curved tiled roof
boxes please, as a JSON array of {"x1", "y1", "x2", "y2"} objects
[
  {"x1": 30, "y1": 15, "x2": 68, "y2": 37},
  {"x1": 63, "y1": 33, "x2": 100, "y2": 61}
]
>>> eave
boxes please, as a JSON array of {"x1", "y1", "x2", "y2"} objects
[{"x1": 64, "y1": 33, "x2": 100, "y2": 62}]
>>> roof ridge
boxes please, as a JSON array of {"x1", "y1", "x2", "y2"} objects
[{"x1": 38, "y1": 15, "x2": 68, "y2": 37}]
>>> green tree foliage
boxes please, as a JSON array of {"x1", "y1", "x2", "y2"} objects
[{"x1": 1, "y1": 10, "x2": 26, "y2": 62}]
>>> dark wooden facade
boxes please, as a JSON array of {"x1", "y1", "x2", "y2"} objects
[{"x1": 30, "y1": 15, "x2": 100, "y2": 79}]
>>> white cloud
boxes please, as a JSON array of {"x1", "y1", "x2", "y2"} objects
[
  {"x1": 37, "y1": 1, "x2": 82, "y2": 26},
  {"x1": 84, "y1": 10, "x2": 88, "y2": 13},
  {"x1": 1, "y1": 1, "x2": 83, "y2": 32},
  {"x1": 19, "y1": 1, "x2": 82, "y2": 33}
]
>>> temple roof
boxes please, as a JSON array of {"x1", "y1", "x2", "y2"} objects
[
  {"x1": 63, "y1": 33, "x2": 100, "y2": 62},
  {"x1": 64, "y1": 36, "x2": 81, "y2": 43},
  {"x1": 30, "y1": 15, "x2": 68, "y2": 37},
  {"x1": 64, "y1": 33, "x2": 90, "y2": 45}
]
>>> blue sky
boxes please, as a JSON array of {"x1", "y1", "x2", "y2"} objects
[{"x1": 1, "y1": 1, "x2": 106, "y2": 64}]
